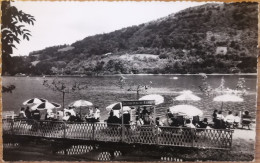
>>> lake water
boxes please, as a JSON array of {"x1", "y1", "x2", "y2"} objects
[{"x1": 2, "y1": 75, "x2": 257, "y2": 120}]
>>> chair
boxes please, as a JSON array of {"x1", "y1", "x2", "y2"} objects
[{"x1": 241, "y1": 117, "x2": 252, "y2": 129}]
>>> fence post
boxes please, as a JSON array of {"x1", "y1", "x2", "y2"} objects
[
  {"x1": 11, "y1": 119, "x2": 14, "y2": 135},
  {"x1": 230, "y1": 130, "x2": 233, "y2": 148},
  {"x1": 92, "y1": 123, "x2": 95, "y2": 140},
  {"x1": 156, "y1": 126, "x2": 159, "y2": 145},
  {"x1": 63, "y1": 122, "x2": 66, "y2": 138},
  {"x1": 192, "y1": 128, "x2": 195, "y2": 148},
  {"x1": 121, "y1": 125, "x2": 125, "y2": 142}
]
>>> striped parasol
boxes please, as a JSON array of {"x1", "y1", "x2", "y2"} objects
[
  {"x1": 31, "y1": 101, "x2": 61, "y2": 111},
  {"x1": 23, "y1": 98, "x2": 48, "y2": 106}
]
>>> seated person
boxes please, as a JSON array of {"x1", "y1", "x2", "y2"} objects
[
  {"x1": 242, "y1": 111, "x2": 252, "y2": 129},
  {"x1": 141, "y1": 107, "x2": 149, "y2": 119},
  {"x1": 198, "y1": 118, "x2": 208, "y2": 129},
  {"x1": 107, "y1": 111, "x2": 121, "y2": 124},
  {"x1": 233, "y1": 113, "x2": 240, "y2": 128},
  {"x1": 45, "y1": 111, "x2": 55, "y2": 120},
  {"x1": 64, "y1": 107, "x2": 76, "y2": 116},
  {"x1": 167, "y1": 109, "x2": 173, "y2": 119},
  {"x1": 93, "y1": 107, "x2": 101, "y2": 122},
  {"x1": 176, "y1": 116, "x2": 185, "y2": 126},
  {"x1": 184, "y1": 119, "x2": 196, "y2": 128},
  {"x1": 192, "y1": 116, "x2": 200, "y2": 126},
  {"x1": 212, "y1": 110, "x2": 218, "y2": 123},
  {"x1": 31, "y1": 109, "x2": 41, "y2": 121},
  {"x1": 56, "y1": 111, "x2": 64, "y2": 121},
  {"x1": 143, "y1": 113, "x2": 151, "y2": 125},
  {"x1": 215, "y1": 111, "x2": 225, "y2": 129},
  {"x1": 170, "y1": 116, "x2": 180, "y2": 127},
  {"x1": 122, "y1": 111, "x2": 131, "y2": 125},
  {"x1": 225, "y1": 111, "x2": 235, "y2": 128},
  {"x1": 63, "y1": 112, "x2": 71, "y2": 121},
  {"x1": 25, "y1": 107, "x2": 32, "y2": 119},
  {"x1": 18, "y1": 107, "x2": 26, "y2": 119},
  {"x1": 155, "y1": 117, "x2": 163, "y2": 126},
  {"x1": 85, "y1": 108, "x2": 95, "y2": 122},
  {"x1": 136, "y1": 118, "x2": 144, "y2": 126},
  {"x1": 73, "y1": 113, "x2": 83, "y2": 122}
]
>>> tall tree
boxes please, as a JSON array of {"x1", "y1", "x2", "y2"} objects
[{"x1": 2, "y1": 0, "x2": 35, "y2": 74}]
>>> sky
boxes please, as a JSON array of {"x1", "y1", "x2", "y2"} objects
[{"x1": 12, "y1": 1, "x2": 208, "y2": 56}]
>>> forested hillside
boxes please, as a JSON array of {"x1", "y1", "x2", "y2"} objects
[{"x1": 6, "y1": 2, "x2": 258, "y2": 76}]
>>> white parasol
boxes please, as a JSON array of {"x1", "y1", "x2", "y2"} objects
[
  {"x1": 106, "y1": 102, "x2": 132, "y2": 118},
  {"x1": 169, "y1": 104, "x2": 203, "y2": 118},
  {"x1": 68, "y1": 100, "x2": 93, "y2": 107},
  {"x1": 213, "y1": 94, "x2": 243, "y2": 110},
  {"x1": 68, "y1": 100, "x2": 93, "y2": 118},
  {"x1": 175, "y1": 90, "x2": 201, "y2": 101},
  {"x1": 139, "y1": 94, "x2": 164, "y2": 105}
]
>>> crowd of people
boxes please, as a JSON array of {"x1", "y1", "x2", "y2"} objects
[
  {"x1": 105, "y1": 106, "x2": 164, "y2": 127},
  {"x1": 18, "y1": 105, "x2": 252, "y2": 130},
  {"x1": 18, "y1": 106, "x2": 101, "y2": 123},
  {"x1": 19, "y1": 107, "x2": 41, "y2": 120},
  {"x1": 212, "y1": 110, "x2": 252, "y2": 129},
  {"x1": 166, "y1": 109, "x2": 209, "y2": 129}
]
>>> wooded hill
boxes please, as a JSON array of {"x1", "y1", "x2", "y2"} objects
[{"x1": 7, "y1": 2, "x2": 258, "y2": 75}]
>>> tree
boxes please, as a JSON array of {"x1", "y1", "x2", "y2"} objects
[
  {"x1": 236, "y1": 78, "x2": 247, "y2": 96},
  {"x1": 117, "y1": 75, "x2": 152, "y2": 100},
  {"x1": 198, "y1": 74, "x2": 213, "y2": 97},
  {"x1": 43, "y1": 78, "x2": 88, "y2": 109},
  {"x1": 2, "y1": 1, "x2": 36, "y2": 74}
]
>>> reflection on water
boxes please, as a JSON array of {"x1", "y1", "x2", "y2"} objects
[
  {"x1": 56, "y1": 145, "x2": 94, "y2": 155},
  {"x1": 2, "y1": 141, "x2": 199, "y2": 161},
  {"x1": 54, "y1": 144, "x2": 123, "y2": 161}
]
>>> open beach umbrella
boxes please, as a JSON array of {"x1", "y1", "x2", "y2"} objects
[
  {"x1": 213, "y1": 94, "x2": 243, "y2": 110},
  {"x1": 213, "y1": 94, "x2": 243, "y2": 102},
  {"x1": 106, "y1": 102, "x2": 132, "y2": 118},
  {"x1": 175, "y1": 90, "x2": 201, "y2": 101},
  {"x1": 31, "y1": 101, "x2": 61, "y2": 111},
  {"x1": 169, "y1": 104, "x2": 203, "y2": 118},
  {"x1": 106, "y1": 102, "x2": 131, "y2": 111},
  {"x1": 68, "y1": 100, "x2": 93, "y2": 107},
  {"x1": 68, "y1": 100, "x2": 93, "y2": 118},
  {"x1": 23, "y1": 98, "x2": 48, "y2": 106},
  {"x1": 139, "y1": 94, "x2": 164, "y2": 105}
]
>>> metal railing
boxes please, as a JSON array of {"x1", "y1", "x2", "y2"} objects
[{"x1": 2, "y1": 119, "x2": 233, "y2": 149}]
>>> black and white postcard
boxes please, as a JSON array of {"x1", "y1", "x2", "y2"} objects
[{"x1": 2, "y1": 1, "x2": 258, "y2": 161}]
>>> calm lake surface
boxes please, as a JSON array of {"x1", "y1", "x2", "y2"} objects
[{"x1": 2, "y1": 75, "x2": 257, "y2": 120}]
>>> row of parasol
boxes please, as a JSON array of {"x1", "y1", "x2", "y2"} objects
[
  {"x1": 23, "y1": 98, "x2": 93, "y2": 113},
  {"x1": 22, "y1": 90, "x2": 244, "y2": 119},
  {"x1": 106, "y1": 91, "x2": 244, "y2": 118}
]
